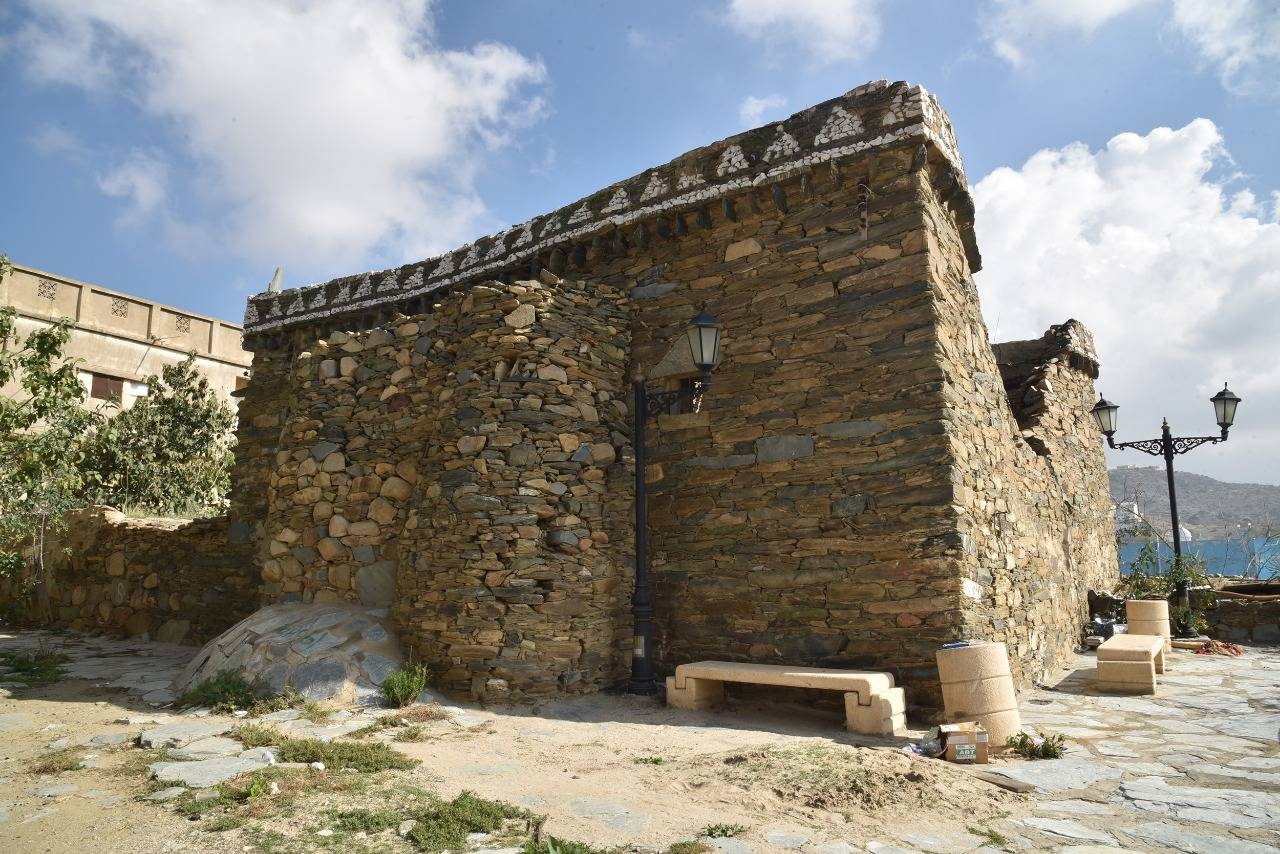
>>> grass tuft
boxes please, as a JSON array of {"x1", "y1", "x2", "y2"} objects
[
  {"x1": 702, "y1": 823, "x2": 746, "y2": 838},
  {"x1": 967, "y1": 824, "x2": 1011, "y2": 847},
  {"x1": 395, "y1": 725, "x2": 429, "y2": 743},
  {"x1": 667, "y1": 844, "x2": 713, "y2": 854},
  {"x1": 178, "y1": 671, "x2": 269, "y2": 713},
  {"x1": 233, "y1": 724, "x2": 280, "y2": 749},
  {"x1": 0, "y1": 647, "x2": 69, "y2": 685},
  {"x1": 381, "y1": 663, "x2": 431, "y2": 708},
  {"x1": 30, "y1": 746, "x2": 85, "y2": 774},
  {"x1": 632, "y1": 755, "x2": 665, "y2": 765}
]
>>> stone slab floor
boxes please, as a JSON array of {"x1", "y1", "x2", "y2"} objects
[{"x1": 0, "y1": 629, "x2": 1276, "y2": 853}]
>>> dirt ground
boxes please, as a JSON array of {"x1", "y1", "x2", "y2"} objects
[
  {"x1": 0, "y1": 631, "x2": 1024, "y2": 854},
  {"x1": 3, "y1": 630, "x2": 1277, "y2": 853}
]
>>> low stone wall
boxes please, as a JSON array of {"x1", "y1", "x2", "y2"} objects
[
  {"x1": 1207, "y1": 599, "x2": 1280, "y2": 645},
  {"x1": 1, "y1": 506, "x2": 257, "y2": 645}
]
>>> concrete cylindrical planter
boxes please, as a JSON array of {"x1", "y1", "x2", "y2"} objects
[
  {"x1": 935, "y1": 642, "x2": 1022, "y2": 747},
  {"x1": 1126, "y1": 599, "x2": 1172, "y2": 650}
]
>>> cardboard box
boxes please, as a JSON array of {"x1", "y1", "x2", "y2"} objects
[{"x1": 940, "y1": 722, "x2": 989, "y2": 764}]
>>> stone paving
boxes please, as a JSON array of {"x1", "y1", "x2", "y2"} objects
[{"x1": 1, "y1": 629, "x2": 1277, "y2": 852}]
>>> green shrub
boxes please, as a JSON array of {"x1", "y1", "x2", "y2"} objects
[
  {"x1": 703, "y1": 823, "x2": 746, "y2": 838},
  {"x1": 178, "y1": 672, "x2": 270, "y2": 713},
  {"x1": 382, "y1": 662, "x2": 430, "y2": 708},
  {"x1": 274, "y1": 738, "x2": 418, "y2": 772},
  {"x1": 1006, "y1": 731, "x2": 1067, "y2": 759},
  {"x1": 406, "y1": 791, "x2": 527, "y2": 851}
]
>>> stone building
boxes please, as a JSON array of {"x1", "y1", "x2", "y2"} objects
[
  {"x1": 0, "y1": 262, "x2": 252, "y2": 409},
  {"x1": 7, "y1": 80, "x2": 1119, "y2": 714}
]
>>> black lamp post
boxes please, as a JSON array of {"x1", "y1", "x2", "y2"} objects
[
  {"x1": 628, "y1": 305, "x2": 722, "y2": 695},
  {"x1": 1091, "y1": 383, "x2": 1241, "y2": 636}
]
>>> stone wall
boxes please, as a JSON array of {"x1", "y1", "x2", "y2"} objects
[
  {"x1": 1207, "y1": 599, "x2": 1280, "y2": 645},
  {"x1": 240, "y1": 275, "x2": 635, "y2": 700},
  {"x1": 926, "y1": 147, "x2": 1120, "y2": 700},
  {"x1": 1, "y1": 507, "x2": 257, "y2": 645},
  {"x1": 222, "y1": 79, "x2": 1117, "y2": 711}
]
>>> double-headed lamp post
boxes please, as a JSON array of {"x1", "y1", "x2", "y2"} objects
[
  {"x1": 1091, "y1": 383, "x2": 1241, "y2": 635},
  {"x1": 628, "y1": 306, "x2": 723, "y2": 695}
]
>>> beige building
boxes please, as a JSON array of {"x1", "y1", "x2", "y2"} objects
[{"x1": 1, "y1": 262, "x2": 251, "y2": 410}]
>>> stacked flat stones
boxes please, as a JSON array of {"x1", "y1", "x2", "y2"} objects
[
  {"x1": 171, "y1": 602, "x2": 403, "y2": 703},
  {"x1": 254, "y1": 272, "x2": 633, "y2": 701}
]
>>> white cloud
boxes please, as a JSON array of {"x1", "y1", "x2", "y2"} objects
[
  {"x1": 1169, "y1": 0, "x2": 1280, "y2": 94},
  {"x1": 981, "y1": 0, "x2": 1155, "y2": 67},
  {"x1": 723, "y1": 0, "x2": 881, "y2": 65},
  {"x1": 983, "y1": 0, "x2": 1280, "y2": 93},
  {"x1": 974, "y1": 119, "x2": 1280, "y2": 484},
  {"x1": 9, "y1": 0, "x2": 547, "y2": 280},
  {"x1": 96, "y1": 150, "x2": 169, "y2": 227},
  {"x1": 738, "y1": 94, "x2": 787, "y2": 128}
]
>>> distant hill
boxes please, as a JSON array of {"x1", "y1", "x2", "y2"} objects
[{"x1": 1109, "y1": 466, "x2": 1280, "y2": 539}]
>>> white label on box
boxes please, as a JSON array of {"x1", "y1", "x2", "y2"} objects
[{"x1": 955, "y1": 743, "x2": 977, "y2": 760}]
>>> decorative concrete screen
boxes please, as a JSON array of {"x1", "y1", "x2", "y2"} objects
[{"x1": 219, "y1": 80, "x2": 1117, "y2": 711}]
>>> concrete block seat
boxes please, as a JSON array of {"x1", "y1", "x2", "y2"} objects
[
  {"x1": 1097, "y1": 634, "x2": 1167, "y2": 694},
  {"x1": 665, "y1": 661, "x2": 906, "y2": 736}
]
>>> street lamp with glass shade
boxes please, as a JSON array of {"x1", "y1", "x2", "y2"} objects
[
  {"x1": 628, "y1": 305, "x2": 725, "y2": 694},
  {"x1": 686, "y1": 304, "x2": 722, "y2": 380},
  {"x1": 1210, "y1": 383, "x2": 1240, "y2": 436},
  {"x1": 1091, "y1": 395, "x2": 1119, "y2": 444},
  {"x1": 1091, "y1": 381, "x2": 1243, "y2": 637}
]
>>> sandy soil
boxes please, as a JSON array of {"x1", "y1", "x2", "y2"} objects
[{"x1": 0, "y1": 670, "x2": 1025, "y2": 854}]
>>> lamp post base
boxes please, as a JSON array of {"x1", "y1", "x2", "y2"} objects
[{"x1": 626, "y1": 676, "x2": 661, "y2": 696}]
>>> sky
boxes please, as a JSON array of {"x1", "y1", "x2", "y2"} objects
[{"x1": 1, "y1": 0, "x2": 1278, "y2": 484}]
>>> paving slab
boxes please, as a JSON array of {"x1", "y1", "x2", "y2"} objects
[
  {"x1": 139, "y1": 721, "x2": 233, "y2": 748},
  {"x1": 149, "y1": 755, "x2": 271, "y2": 787}
]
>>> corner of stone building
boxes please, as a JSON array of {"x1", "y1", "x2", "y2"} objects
[{"x1": 914, "y1": 148, "x2": 1119, "y2": 696}]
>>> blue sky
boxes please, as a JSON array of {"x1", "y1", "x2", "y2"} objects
[{"x1": 2, "y1": 0, "x2": 1279, "y2": 485}]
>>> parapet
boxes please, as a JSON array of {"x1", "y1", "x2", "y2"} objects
[
  {"x1": 993, "y1": 319, "x2": 1100, "y2": 428},
  {"x1": 242, "y1": 79, "x2": 973, "y2": 339}
]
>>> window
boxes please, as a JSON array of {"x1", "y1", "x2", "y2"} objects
[{"x1": 89, "y1": 373, "x2": 126, "y2": 401}]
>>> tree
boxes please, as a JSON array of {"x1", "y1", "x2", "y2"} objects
[
  {"x1": 82, "y1": 355, "x2": 235, "y2": 515},
  {"x1": 0, "y1": 267, "x2": 104, "y2": 607}
]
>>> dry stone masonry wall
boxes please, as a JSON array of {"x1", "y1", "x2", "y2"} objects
[
  {"x1": 5, "y1": 80, "x2": 1118, "y2": 715},
  {"x1": 229, "y1": 79, "x2": 1118, "y2": 711}
]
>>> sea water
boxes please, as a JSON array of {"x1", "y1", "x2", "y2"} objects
[{"x1": 1117, "y1": 538, "x2": 1277, "y2": 580}]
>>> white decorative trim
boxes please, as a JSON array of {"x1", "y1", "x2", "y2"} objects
[
  {"x1": 244, "y1": 81, "x2": 967, "y2": 334},
  {"x1": 815, "y1": 105, "x2": 863, "y2": 146},
  {"x1": 639, "y1": 174, "x2": 669, "y2": 202},
  {"x1": 762, "y1": 128, "x2": 800, "y2": 163},
  {"x1": 716, "y1": 145, "x2": 749, "y2": 177},
  {"x1": 602, "y1": 188, "x2": 631, "y2": 213}
]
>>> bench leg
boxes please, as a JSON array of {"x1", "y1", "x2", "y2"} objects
[
  {"x1": 1097, "y1": 660, "x2": 1157, "y2": 694},
  {"x1": 844, "y1": 689, "x2": 906, "y2": 737},
  {"x1": 665, "y1": 676, "x2": 724, "y2": 711}
]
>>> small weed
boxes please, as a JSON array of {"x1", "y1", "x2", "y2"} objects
[
  {"x1": 202, "y1": 814, "x2": 244, "y2": 833},
  {"x1": 178, "y1": 671, "x2": 268, "y2": 713},
  {"x1": 30, "y1": 746, "x2": 84, "y2": 774},
  {"x1": 525, "y1": 838, "x2": 612, "y2": 854},
  {"x1": 395, "y1": 725, "x2": 429, "y2": 743},
  {"x1": 382, "y1": 662, "x2": 431, "y2": 708},
  {"x1": 1006, "y1": 731, "x2": 1067, "y2": 760},
  {"x1": 111, "y1": 746, "x2": 169, "y2": 778},
  {"x1": 234, "y1": 724, "x2": 279, "y2": 749},
  {"x1": 667, "y1": 844, "x2": 713, "y2": 854},
  {"x1": 0, "y1": 646, "x2": 69, "y2": 685},
  {"x1": 298, "y1": 698, "x2": 332, "y2": 724},
  {"x1": 967, "y1": 824, "x2": 1010, "y2": 847},
  {"x1": 702, "y1": 823, "x2": 746, "y2": 838},
  {"x1": 275, "y1": 738, "x2": 418, "y2": 772},
  {"x1": 632, "y1": 755, "x2": 665, "y2": 765}
]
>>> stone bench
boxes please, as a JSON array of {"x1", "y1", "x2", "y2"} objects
[
  {"x1": 665, "y1": 661, "x2": 906, "y2": 736},
  {"x1": 1097, "y1": 634, "x2": 1167, "y2": 694}
]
